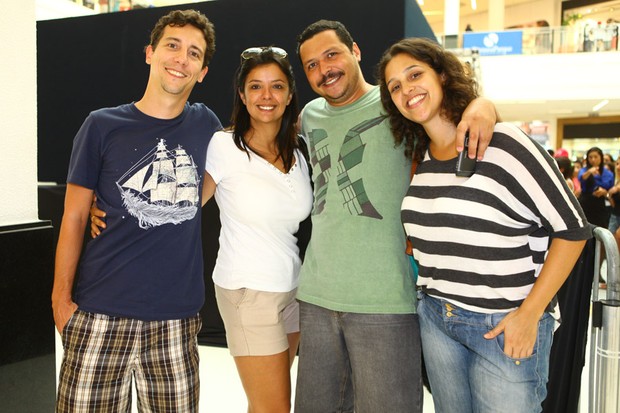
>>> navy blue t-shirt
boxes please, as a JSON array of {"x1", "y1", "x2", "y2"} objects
[{"x1": 67, "y1": 102, "x2": 221, "y2": 321}]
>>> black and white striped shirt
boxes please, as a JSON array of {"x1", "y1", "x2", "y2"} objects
[{"x1": 402, "y1": 123, "x2": 591, "y2": 314}]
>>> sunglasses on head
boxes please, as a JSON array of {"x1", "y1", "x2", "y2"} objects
[{"x1": 240, "y1": 46, "x2": 288, "y2": 60}]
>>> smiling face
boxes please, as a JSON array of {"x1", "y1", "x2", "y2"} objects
[
  {"x1": 384, "y1": 53, "x2": 444, "y2": 127},
  {"x1": 145, "y1": 24, "x2": 209, "y2": 99},
  {"x1": 240, "y1": 63, "x2": 292, "y2": 129},
  {"x1": 298, "y1": 30, "x2": 364, "y2": 106}
]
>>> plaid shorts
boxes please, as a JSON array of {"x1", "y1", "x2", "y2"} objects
[{"x1": 56, "y1": 310, "x2": 202, "y2": 413}]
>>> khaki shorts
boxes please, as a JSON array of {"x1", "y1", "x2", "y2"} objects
[{"x1": 214, "y1": 285, "x2": 299, "y2": 356}]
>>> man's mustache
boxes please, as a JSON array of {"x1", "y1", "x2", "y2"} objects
[{"x1": 318, "y1": 70, "x2": 344, "y2": 87}]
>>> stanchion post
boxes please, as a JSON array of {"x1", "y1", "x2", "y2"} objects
[{"x1": 589, "y1": 227, "x2": 620, "y2": 413}]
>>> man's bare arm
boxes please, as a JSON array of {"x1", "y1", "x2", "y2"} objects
[{"x1": 52, "y1": 183, "x2": 94, "y2": 332}]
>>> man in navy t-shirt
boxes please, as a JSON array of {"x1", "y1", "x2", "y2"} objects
[{"x1": 52, "y1": 10, "x2": 221, "y2": 412}]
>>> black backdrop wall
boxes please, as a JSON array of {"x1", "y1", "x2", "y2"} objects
[
  {"x1": 37, "y1": 0, "x2": 433, "y2": 184},
  {"x1": 36, "y1": 0, "x2": 433, "y2": 347}
]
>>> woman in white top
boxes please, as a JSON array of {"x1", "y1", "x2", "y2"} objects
[{"x1": 203, "y1": 47, "x2": 313, "y2": 413}]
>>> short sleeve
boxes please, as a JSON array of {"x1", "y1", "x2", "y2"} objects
[
  {"x1": 205, "y1": 131, "x2": 232, "y2": 184},
  {"x1": 602, "y1": 169, "x2": 615, "y2": 190},
  {"x1": 66, "y1": 113, "x2": 103, "y2": 189}
]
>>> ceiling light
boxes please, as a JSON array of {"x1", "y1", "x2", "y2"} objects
[
  {"x1": 592, "y1": 99, "x2": 609, "y2": 112},
  {"x1": 471, "y1": 0, "x2": 477, "y2": 10},
  {"x1": 417, "y1": 0, "x2": 424, "y2": 5}
]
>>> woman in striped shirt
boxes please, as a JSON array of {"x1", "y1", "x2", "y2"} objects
[{"x1": 377, "y1": 38, "x2": 591, "y2": 413}]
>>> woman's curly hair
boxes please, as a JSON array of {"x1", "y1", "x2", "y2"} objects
[{"x1": 376, "y1": 38, "x2": 479, "y2": 162}]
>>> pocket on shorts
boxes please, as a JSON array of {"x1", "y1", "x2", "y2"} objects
[
  {"x1": 61, "y1": 308, "x2": 80, "y2": 337},
  {"x1": 60, "y1": 308, "x2": 82, "y2": 349},
  {"x1": 222, "y1": 287, "x2": 248, "y2": 307}
]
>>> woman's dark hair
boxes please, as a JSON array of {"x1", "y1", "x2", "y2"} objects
[
  {"x1": 605, "y1": 161, "x2": 616, "y2": 181},
  {"x1": 585, "y1": 147, "x2": 605, "y2": 175},
  {"x1": 555, "y1": 156, "x2": 573, "y2": 180},
  {"x1": 229, "y1": 49, "x2": 300, "y2": 172},
  {"x1": 376, "y1": 37, "x2": 479, "y2": 162}
]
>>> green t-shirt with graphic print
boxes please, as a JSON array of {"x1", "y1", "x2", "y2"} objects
[{"x1": 297, "y1": 86, "x2": 416, "y2": 314}]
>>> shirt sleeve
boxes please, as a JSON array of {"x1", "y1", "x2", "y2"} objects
[
  {"x1": 601, "y1": 169, "x2": 615, "y2": 190},
  {"x1": 494, "y1": 123, "x2": 591, "y2": 241},
  {"x1": 205, "y1": 131, "x2": 231, "y2": 184},
  {"x1": 577, "y1": 167, "x2": 589, "y2": 188},
  {"x1": 66, "y1": 112, "x2": 103, "y2": 189}
]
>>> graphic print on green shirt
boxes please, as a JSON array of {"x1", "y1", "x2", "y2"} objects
[{"x1": 308, "y1": 115, "x2": 386, "y2": 219}]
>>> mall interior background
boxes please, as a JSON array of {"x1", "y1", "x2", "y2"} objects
[{"x1": 41, "y1": 0, "x2": 620, "y2": 160}]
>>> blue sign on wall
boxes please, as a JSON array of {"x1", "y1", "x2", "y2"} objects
[{"x1": 463, "y1": 31, "x2": 523, "y2": 56}]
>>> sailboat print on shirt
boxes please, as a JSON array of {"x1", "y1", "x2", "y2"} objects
[{"x1": 116, "y1": 139, "x2": 199, "y2": 229}]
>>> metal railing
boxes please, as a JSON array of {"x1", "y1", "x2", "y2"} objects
[{"x1": 588, "y1": 227, "x2": 620, "y2": 413}]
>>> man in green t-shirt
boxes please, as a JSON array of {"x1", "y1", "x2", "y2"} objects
[{"x1": 293, "y1": 20, "x2": 497, "y2": 412}]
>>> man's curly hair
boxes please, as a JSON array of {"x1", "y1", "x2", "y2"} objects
[{"x1": 149, "y1": 9, "x2": 216, "y2": 68}]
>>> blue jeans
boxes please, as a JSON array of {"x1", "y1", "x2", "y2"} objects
[
  {"x1": 609, "y1": 213, "x2": 620, "y2": 235},
  {"x1": 417, "y1": 293, "x2": 554, "y2": 413},
  {"x1": 294, "y1": 301, "x2": 422, "y2": 413}
]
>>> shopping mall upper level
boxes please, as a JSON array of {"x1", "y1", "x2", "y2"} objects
[{"x1": 38, "y1": 0, "x2": 620, "y2": 125}]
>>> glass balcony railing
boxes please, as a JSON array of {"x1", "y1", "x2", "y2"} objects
[{"x1": 437, "y1": 24, "x2": 619, "y2": 55}]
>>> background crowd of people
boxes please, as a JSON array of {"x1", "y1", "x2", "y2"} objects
[{"x1": 551, "y1": 147, "x2": 620, "y2": 258}]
